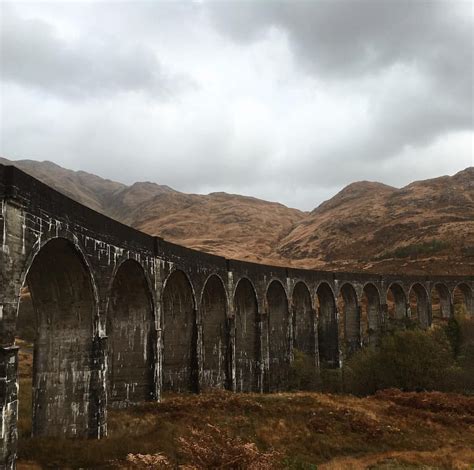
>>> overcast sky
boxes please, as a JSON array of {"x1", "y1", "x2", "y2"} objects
[{"x1": 1, "y1": 0, "x2": 472, "y2": 210}]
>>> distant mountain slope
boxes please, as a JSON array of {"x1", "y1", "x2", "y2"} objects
[
  {"x1": 0, "y1": 157, "x2": 125, "y2": 213},
  {"x1": 1, "y1": 156, "x2": 472, "y2": 274},
  {"x1": 278, "y1": 168, "x2": 474, "y2": 274}
]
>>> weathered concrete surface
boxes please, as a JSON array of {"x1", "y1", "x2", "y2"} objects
[
  {"x1": 0, "y1": 163, "x2": 472, "y2": 467},
  {"x1": 107, "y1": 259, "x2": 155, "y2": 406}
]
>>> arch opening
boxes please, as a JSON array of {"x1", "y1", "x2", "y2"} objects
[
  {"x1": 337, "y1": 283, "x2": 360, "y2": 357},
  {"x1": 16, "y1": 238, "x2": 96, "y2": 438},
  {"x1": 234, "y1": 278, "x2": 259, "y2": 392},
  {"x1": 200, "y1": 275, "x2": 229, "y2": 390},
  {"x1": 316, "y1": 283, "x2": 339, "y2": 368},
  {"x1": 361, "y1": 283, "x2": 382, "y2": 346},
  {"x1": 107, "y1": 260, "x2": 155, "y2": 406},
  {"x1": 409, "y1": 284, "x2": 430, "y2": 329},
  {"x1": 162, "y1": 270, "x2": 197, "y2": 393},
  {"x1": 266, "y1": 280, "x2": 290, "y2": 392},
  {"x1": 453, "y1": 283, "x2": 473, "y2": 317},
  {"x1": 431, "y1": 283, "x2": 451, "y2": 326},
  {"x1": 292, "y1": 282, "x2": 316, "y2": 362},
  {"x1": 387, "y1": 283, "x2": 407, "y2": 321}
]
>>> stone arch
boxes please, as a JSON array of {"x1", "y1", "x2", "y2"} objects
[
  {"x1": 452, "y1": 283, "x2": 473, "y2": 317},
  {"x1": 431, "y1": 283, "x2": 451, "y2": 324},
  {"x1": 162, "y1": 269, "x2": 198, "y2": 392},
  {"x1": 233, "y1": 277, "x2": 259, "y2": 392},
  {"x1": 386, "y1": 283, "x2": 407, "y2": 320},
  {"x1": 362, "y1": 283, "x2": 382, "y2": 346},
  {"x1": 18, "y1": 234, "x2": 99, "y2": 309},
  {"x1": 16, "y1": 237, "x2": 97, "y2": 438},
  {"x1": 200, "y1": 274, "x2": 229, "y2": 390},
  {"x1": 292, "y1": 282, "x2": 316, "y2": 363},
  {"x1": 409, "y1": 283, "x2": 431, "y2": 328},
  {"x1": 316, "y1": 282, "x2": 339, "y2": 368},
  {"x1": 107, "y1": 259, "x2": 155, "y2": 405},
  {"x1": 337, "y1": 283, "x2": 360, "y2": 357},
  {"x1": 266, "y1": 280, "x2": 291, "y2": 392}
]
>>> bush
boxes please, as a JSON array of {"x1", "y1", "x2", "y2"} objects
[
  {"x1": 288, "y1": 350, "x2": 319, "y2": 391},
  {"x1": 177, "y1": 424, "x2": 280, "y2": 469},
  {"x1": 343, "y1": 328, "x2": 456, "y2": 395}
]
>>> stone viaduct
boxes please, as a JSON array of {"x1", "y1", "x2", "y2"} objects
[{"x1": 0, "y1": 163, "x2": 472, "y2": 466}]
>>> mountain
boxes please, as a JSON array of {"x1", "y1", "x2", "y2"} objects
[
  {"x1": 278, "y1": 168, "x2": 474, "y2": 274},
  {"x1": 1, "y1": 156, "x2": 472, "y2": 275}
]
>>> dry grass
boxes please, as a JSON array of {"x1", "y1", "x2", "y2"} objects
[
  {"x1": 16, "y1": 389, "x2": 474, "y2": 469},
  {"x1": 319, "y1": 446, "x2": 474, "y2": 470}
]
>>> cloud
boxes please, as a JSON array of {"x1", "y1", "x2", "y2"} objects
[
  {"x1": 208, "y1": 1, "x2": 473, "y2": 164},
  {"x1": 0, "y1": 4, "x2": 193, "y2": 99},
  {"x1": 208, "y1": 1, "x2": 471, "y2": 83},
  {"x1": 0, "y1": 1, "x2": 472, "y2": 211}
]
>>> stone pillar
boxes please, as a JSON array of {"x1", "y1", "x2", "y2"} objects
[
  {"x1": 153, "y1": 278, "x2": 163, "y2": 402},
  {"x1": 90, "y1": 335, "x2": 107, "y2": 439},
  {"x1": 426, "y1": 303, "x2": 433, "y2": 329},
  {"x1": 0, "y1": 345, "x2": 19, "y2": 469},
  {"x1": 379, "y1": 303, "x2": 389, "y2": 338},
  {"x1": 334, "y1": 307, "x2": 342, "y2": 368},
  {"x1": 288, "y1": 304, "x2": 295, "y2": 364},
  {"x1": 258, "y1": 305, "x2": 269, "y2": 393},
  {"x1": 448, "y1": 299, "x2": 455, "y2": 319},
  {"x1": 312, "y1": 307, "x2": 321, "y2": 392},
  {"x1": 466, "y1": 292, "x2": 474, "y2": 318},
  {"x1": 227, "y1": 316, "x2": 236, "y2": 392},
  {"x1": 154, "y1": 327, "x2": 162, "y2": 400},
  {"x1": 195, "y1": 316, "x2": 203, "y2": 393}
]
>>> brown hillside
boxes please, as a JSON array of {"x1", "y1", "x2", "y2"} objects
[
  {"x1": 134, "y1": 191, "x2": 305, "y2": 263},
  {"x1": 1, "y1": 156, "x2": 472, "y2": 275},
  {"x1": 0, "y1": 157, "x2": 125, "y2": 213},
  {"x1": 278, "y1": 168, "x2": 474, "y2": 275}
]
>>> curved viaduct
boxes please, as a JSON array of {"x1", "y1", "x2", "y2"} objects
[{"x1": 0, "y1": 163, "x2": 472, "y2": 466}]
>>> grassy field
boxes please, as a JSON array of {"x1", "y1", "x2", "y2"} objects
[{"x1": 16, "y1": 387, "x2": 474, "y2": 469}]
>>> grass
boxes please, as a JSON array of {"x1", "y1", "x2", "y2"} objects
[
  {"x1": 16, "y1": 389, "x2": 474, "y2": 469},
  {"x1": 15, "y1": 331, "x2": 474, "y2": 469}
]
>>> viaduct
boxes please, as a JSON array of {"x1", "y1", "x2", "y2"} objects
[{"x1": 0, "y1": 163, "x2": 472, "y2": 467}]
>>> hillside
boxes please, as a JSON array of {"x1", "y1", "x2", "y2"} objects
[
  {"x1": 1, "y1": 156, "x2": 473, "y2": 274},
  {"x1": 278, "y1": 168, "x2": 474, "y2": 274}
]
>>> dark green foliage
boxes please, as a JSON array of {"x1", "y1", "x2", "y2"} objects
[
  {"x1": 461, "y1": 245, "x2": 474, "y2": 257},
  {"x1": 342, "y1": 329, "x2": 456, "y2": 395},
  {"x1": 288, "y1": 350, "x2": 319, "y2": 391},
  {"x1": 319, "y1": 367, "x2": 343, "y2": 393},
  {"x1": 444, "y1": 316, "x2": 462, "y2": 357},
  {"x1": 377, "y1": 239, "x2": 449, "y2": 260}
]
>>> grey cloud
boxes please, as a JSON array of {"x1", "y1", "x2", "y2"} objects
[
  {"x1": 0, "y1": 7, "x2": 192, "y2": 99},
  {"x1": 0, "y1": 1, "x2": 472, "y2": 211},
  {"x1": 209, "y1": 1, "x2": 473, "y2": 164},
  {"x1": 208, "y1": 1, "x2": 471, "y2": 81}
]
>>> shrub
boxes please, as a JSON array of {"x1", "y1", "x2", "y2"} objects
[
  {"x1": 343, "y1": 328, "x2": 456, "y2": 395},
  {"x1": 288, "y1": 350, "x2": 319, "y2": 391},
  {"x1": 444, "y1": 316, "x2": 462, "y2": 357},
  {"x1": 377, "y1": 239, "x2": 449, "y2": 260},
  {"x1": 177, "y1": 424, "x2": 280, "y2": 469}
]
